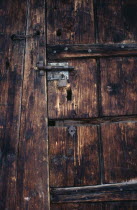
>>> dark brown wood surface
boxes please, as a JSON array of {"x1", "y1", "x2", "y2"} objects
[
  {"x1": 49, "y1": 126, "x2": 100, "y2": 187},
  {"x1": 51, "y1": 182, "x2": 137, "y2": 203},
  {"x1": 16, "y1": 0, "x2": 49, "y2": 209},
  {"x1": 48, "y1": 58, "x2": 98, "y2": 119},
  {"x1": 97, "y1": 0, "x2": 137, "y2": 44},
  {"x1": 48, "y1": 56, "x2": 137, "y2": 119},
  {"x1": 101, "y1": 57, "x2": 137, "y2": 116},
  {"x1": 47, "y1": 43, "x2": 137, "y2": 60},
  {"x1": 51, "y1": 203, "x2": 102, "y2": 210},
  {"x1": 50, "y1": 115, "x2": 137, "y2": 126},
  {"x1": 0, "y1": 0, "x2": 27, "y2": 209},
  {"x1": 47, "y1": 0, "x2": 137, "y2": 209},
  {"x1": 47, "y1": 0, "x2": 95, "y2": 44},
  {"x1": 0, "y1": 0, "x2": 50, "y2": 209},
  {"x1": 51, "y1": 201, "x2": 137, "y2": 210},
  {"x1": 102, "y1": 121, "x2": 137, "y2": 184},
  {"x1": 1, "y1": 0, "x2": 137, "y2": 209}
]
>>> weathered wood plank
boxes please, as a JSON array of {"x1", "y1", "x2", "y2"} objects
[
  {"x1": 0, "y1": 0, "x2": 27, "y2": 209},
  {"x1": 101, "y1": 201, "x2": 137, "y2": 210},
  {"x1": 97, "y1": 0, "x2": 137, "y2": 43},
  {"x1": 51, "y1": 181, "x2": 137, "y2": 203},
  {"x1": 47, "y1": 44, "x2": 137, "y2": 59},
  {"x1": 16, "y1": 0, "x2": 50, "y2": 209},
  {"x1": 101, "y1": 121, "x2": 137, "y2": 184},
  {"x1": 51, "y1": 201, "x2": 137, "y2": 210},
  {"x1": 47, "y1": 0, "x2": 95, "y2": 44},
  {"x1": 51, "y1": 203, "x2": 103, "y2": 210},
  {"x1": 49, "y1": 126, "x2": 100, "y2": 187},
  {"x1": 48, "y1": 58, "x2": 98, "y2": 119},
  {"x1": 49, "y1": 115, "x2": 137, "y2": 127},
  {"x1": 100, "y1": 57, "x2": 137, "y2": 116}
]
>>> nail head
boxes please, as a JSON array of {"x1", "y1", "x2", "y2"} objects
[{"x1": 88, "y1": 49, "x2": 92, "y2": 53}]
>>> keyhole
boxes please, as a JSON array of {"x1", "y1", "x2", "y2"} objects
[
  {"x1": 56, "y1": 29, "x2": 62, "y2": 36},
  {"x1": 67, "y1": 88, "x2": 72, "y2": 101},
  {"x1": 6, "y1": 59, "x2": 10, "y2": 70}
]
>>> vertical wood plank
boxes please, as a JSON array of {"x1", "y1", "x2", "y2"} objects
[
  {"x1": 101, "y1": 121, "x2": 137, "y2": 184},
  {"x1": 16, "y1": 0, "x2": 50, "y2": 209},
  {"x1": 49, "y1": 126, "x2": 100, "y2": 187},
  {"x1": 47, "y1": 0, "x2": 95, "y2": 44},
  {"x1": 100, "y1": 57, "x2": 137, "y2": 116},
  {"x1": 0, "y1": 0, "x2": 27, "y2": 209},
  {"x1": 97, "y1": 0, "x2": 137, "y2": 43}
]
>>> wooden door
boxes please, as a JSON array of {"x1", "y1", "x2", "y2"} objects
[
  {"x1": 0, "y1": 0, "x2": 49, "y2": 209},
  {"x1": 47, "y1": 0, "x2": 137, "y2": 209},
  {"x1": 1, "y1": 0, "x2": 137, "y2": 210}
]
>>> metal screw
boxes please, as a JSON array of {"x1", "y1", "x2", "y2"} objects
[
  {"x1": 88, "y1": 49, "x2": 92, "y2": 53},
  {"x1": 64, "y1": 47, "x2": 68, "y2": 51},
  {"x1": 53, "y1": 50, "x2": 56, "y2": 54},
  {"x1": 39, "y1": 70, "x2": 45, "y2": 76}
]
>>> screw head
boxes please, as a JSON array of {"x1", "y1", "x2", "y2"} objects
[
  {"x1": 88, "y1": 49, "x2": 92, "y2": 53},
  {"x1": 39, "y1": 70, "x2": 45, "y2": 76}
]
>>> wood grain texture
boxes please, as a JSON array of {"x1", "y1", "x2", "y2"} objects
[
  {"x1": 51, "y1": 182, "x2": 137, "y2": 203},
  {"x1": 51, "y1": 202, "x2": 137, "y2": 210},
  {"x1": 97, "y1": 0, "x2": 137, "y2": 43},
  {"x1": 48, "y1": 58, "x2": 98, "y2": 119},
  {"x1": 51, "y1": 203, "x2": 102, "y2": 210},
  {"x1": 51, "y1": 115, "x2": 137, "y2": 127},
  {"x1": 47, "y1": 0, "x2": 95, "y2": 44},
  {"x1": 49, "y1": 126, "x2": 100, "y2": 187},
  {"x1": 101, "y1": 121, "x2": 137, "y2": 184},
  {"x1": 101, "y1": 57, "x2": 137, "y2": 116},
  {"x1": 101, "y1": 201, "x2": 137, "y2": 210},
  {"x1": 0, "y1": 0, "x2": 27, "y2": 209},
  {"x1": 47, "y1": 43, "x2": 137, "y2": 60},
  {"x1": 16, "y1": 0, "x2": 50, "y2": 209}
]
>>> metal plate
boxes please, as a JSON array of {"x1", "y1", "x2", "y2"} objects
[
  {"x1": 47, "y1": 62, "x2": 69, "y2": 81},
  {"x1": 47, "y1": 71, "x2": 69, "y2": 81},
  {"x1": 48, "y1": 62, "x2": 69, "y2": 67}
]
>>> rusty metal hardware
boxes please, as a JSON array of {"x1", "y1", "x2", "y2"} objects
[
  {"x1": 36, "y1": 61, "x2": 74, "y2": 72},
  {"x1": 58, "y1": 74, "x2": 68, "y2": 87},
  {"x1": 11, "y1": 31, "x2": 40, "y2": 41},
  {"x1": 36, "y1": 61, "x2": 74, "y2": 87},
  {"x1": 47, "y1": 71, "x2": 69, "y2": 81},
  {"x1": 68, "y1": 126, "x2": 76, "y2": 137}
]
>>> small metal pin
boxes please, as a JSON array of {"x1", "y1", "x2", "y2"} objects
[
  {"x1": 106, "y1": 85, "x2": 112, "y2": 92},
  {"x1": 88, "y1": 49, "x2": 92, "y2": 53},
  {"x1": 34, "y1": 66, "x2": 38, "y2": 71},
  {"x1": 39, "y1": 70, "x2": 45, "y2": 76}
]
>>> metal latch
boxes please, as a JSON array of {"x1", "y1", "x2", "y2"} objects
[{"x1": 36, "y1": 61, "x2": 74, "y2": 87}]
